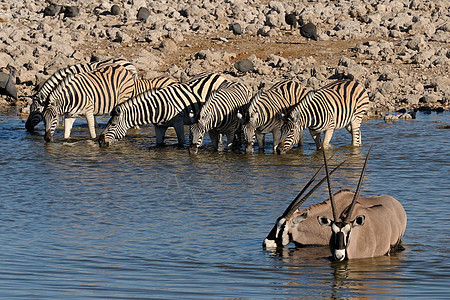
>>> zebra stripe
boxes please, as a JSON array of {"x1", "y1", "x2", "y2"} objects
[
  {"x1": 26, "y1": 58, "x2": 137, "y2": 132},
  {"x1": 98, "y1": 72, "x2": 229, "y2": 147},
  {"x1": 131, "y1": 76, "x2": 178, "y2": 98},
  {"x1": 43, "y1": 64, "x2": 135, "y2": 142},
  {"x1": 189, "y1": 81, "x2": 252, "y2": 153},
  {"x1": 240, "y1": 80, "x2": 309, "y2": 153},
  {"x1": 277, "y1": 80, "x2": 370, "y2": 153}
]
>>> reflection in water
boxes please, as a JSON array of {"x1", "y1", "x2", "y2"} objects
[{"x1": 0, "y1": 109, "x2": 449, "y2": 298}]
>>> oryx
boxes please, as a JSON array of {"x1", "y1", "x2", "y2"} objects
[
  {"x1": 317, "y1": 147, "x2": 407, "y2": 261},
  {"x1": 263, "y1": 159, "x2": 348, "y2": 249}
]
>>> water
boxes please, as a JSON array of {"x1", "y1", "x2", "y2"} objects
[{"x1": 0, "y1": 108, "x2": 449, "y2": 299}]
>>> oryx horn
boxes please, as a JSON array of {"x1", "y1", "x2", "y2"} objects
[
  {"x1": 344, "y1": 146, "x2": 373, "y2": 223},
  {"x1": 322, "y1": 147, "x2": 339, "y2": 222},
  {"x1": 284, "y1": 159, "x2": 346, "y2": 219}
]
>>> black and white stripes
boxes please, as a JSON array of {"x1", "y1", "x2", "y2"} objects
[
  {"x1": 277, "y1": 80, "x2": 370, "y2": 153},
  {"x1": 189, "y1": 81, "x2": 252, "y2": 153},
  {"x1": 26, "y1": 58, "x2": 137, "y2": 132},
  {"x1": 240, "y1": 80, "x2": 309, "y2": 153},
  {"x1": 98, "y1": 72, "x2": 229, "y2": 147},
  {"x1": 43, "y1": 63, "x2": 136, "y2": 141}
]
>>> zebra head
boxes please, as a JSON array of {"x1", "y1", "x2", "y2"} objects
[
  {"x1": 189, "y1": 119, "x2": 208, "y2": 154},
  {"x1": 240, "y1": 92, "x2": 262, "y2": 154},
  {"x1": 25, "y1": 100, "x2": 45, "y2": 132},
  {"x1": 277, "y1": 110, "x2": 302, "y2": 154},
  {"x1": 98, "y1": 106, "x2": 128, "y2": 147},
  {"x1": 43, "y1": 105, "x2": 60, "y2": 142}
]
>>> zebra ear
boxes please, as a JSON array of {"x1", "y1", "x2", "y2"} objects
[{"x1": 237, "y1": 111, "x2": 243, "y2": 120}]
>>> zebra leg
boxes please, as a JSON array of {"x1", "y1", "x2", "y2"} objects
[
  {"x1": 155, "y1": 125, "x2": 167, "y2": 146},
  {"x1": 309, "y1": 129, "x2": 322, "y2": 150},
  {"x1": 63, "y1": 117, "x2": 76, "y2": 139},
  {"x1": 173, "y1": 118, "x2": 186, "y2": 147},
  {"x1": 322, "y1": 129, "x2": 334, "y2": 149},
  {"x1": 272, "y1": 128, "x2": 281, "y2": 153},
  {"x1": 256, "y1": 132, "x2": 265, "y2": 153},
  {"x1": 209, "y1": 131, "x2": 220, "y2": 151},
  {"x1": 85, "y1": 111, "x2": 97, "y2": 139},
  {"x1": 348, "y1": 119, "x2": 362, "y2": 146}
]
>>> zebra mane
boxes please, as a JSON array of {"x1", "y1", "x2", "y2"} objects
[
  {"x1": 47, "y1": 72, "x2": 77, "y2": 104},
  {"x1": 287, "y1": 90, "x2": 315, "y2": 121},
  {"x1": 247, "y1": 90, "x2": 263, "y2": 116}
]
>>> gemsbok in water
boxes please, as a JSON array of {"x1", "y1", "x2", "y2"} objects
[
  {"x1": 263, "y1": 159, "x2": 348, "y2": 249},
  {"x1": 317, "y1": 147, "x2": 407, "y2": 261}
]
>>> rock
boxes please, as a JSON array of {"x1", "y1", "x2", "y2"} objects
[
  {"x1": 231, "y1": 22, "x2": 242, "y2": 35},
  {"x1": 234, "y1": 60, "x2": 254, "y2": 73},
  {"x1": 111, "y1": 5, "x2": 121, "y2": 16},
  {"x1": 406, "y1": 35, "x2": 426, "y2": 51},
  {"x1": 421, "y1": 94, "x2": 441, "y2": 104},
  {"x1": 404, "y1": 94, "x2": 421, "y2": 105},
  {"x1": 43, "y1": 3, "x2": 62, "y2": 17},
  {"x1": 158, "y1": 39, "x2": 178, "y2": 54},
  {"x1": 137, "y1": 7, "x2": 150, "y2": 22},
  {"x1": 63, "y1": 6, "x2": 80, "y2": 18}
]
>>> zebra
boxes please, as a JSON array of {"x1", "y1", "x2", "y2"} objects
[
  {"x1": 239, "y1": 80, "x2": 309, "y2": 153},
  {"x1": 277, "y1": 80, "x2": 370, "y2": 154},
  {"x1": 98, "y1": 72, "x2": 229, "y2": 147},
  {"x1": 189, "y1": 81, "x2": 252, "y2": 154},
  {"x1": 26, "y1": 57, "x2": 137, "y2": 132},
  {"x1": 131, "y1": 76, "x2": 178, "y2": 98},
  {"x1": 43, "y1": 64, "x2": 136, "y2": 142}
]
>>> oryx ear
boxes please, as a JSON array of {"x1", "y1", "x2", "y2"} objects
[
  {"x1": 292, "y1": 210, "x2": 309, "y2": 225},
  {"x1": 351, "y1": 215, "x2": 365, "y2": 227},
  {"x1": 317, "y1": 216, "x2": 332, "y2": 226}
]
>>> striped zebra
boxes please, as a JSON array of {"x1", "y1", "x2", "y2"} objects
[
  {"x1": 26, "y1": 58, "x2": 137, "y2": 132},
  {"x1": 239, "y1": 80, "x2": 309, "y2": 153},
  {"x1": 43, "y1": 64, "x2": 135, "y2": 142},
  {"x1": 189, "y1": 81, "x2": 252, "y2": 154},
  {"x1": 98, "y1": 72, "x2": 229, "y2": 147},
  {"x1": 131, "y1": 76, "x2": 178, "y2": 98},
  {"x1": 277, "y1": 80, "x2": 370, "y2": 154}
]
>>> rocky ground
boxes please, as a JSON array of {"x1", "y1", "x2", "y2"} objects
[{"x1": 0, "y1": 0, "x2": 449, "y2": 120}]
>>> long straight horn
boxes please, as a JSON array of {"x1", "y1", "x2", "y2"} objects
[
  {"x1": 286, "y1": 160, "x2": 346, "y2": 219},
  {"x1": 322, "y1": 147, "x2": 338, "y2": 221},
  {"x1": 281, "y1": 164, "x2": 324, "y2": 218},
  {"x1": 344, "y1": 146, "x2": 373, "y2": 223}
]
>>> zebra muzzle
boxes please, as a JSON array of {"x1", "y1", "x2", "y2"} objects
[{"x1": 98, "y1": 134, "x2": 110, "y2": 147}]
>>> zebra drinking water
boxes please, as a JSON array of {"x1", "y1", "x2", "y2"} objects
[
  {"x1": 26, "y1": 58, "x2": 137, "y2": 132},
  {"x1": 98, "y1": 72, "x2": 229, "y2": 147},
  {"x1": 239, "y1": 80, "x2": 309, "y2": 153},
  {"x1": 43, "y1": 64, "x2": 136, "y2": 142},
  {"x1": 189, "y1": 81, "x2": 252, "y2": 154},
  {"x1": 277, "y1": 80, "x2": 370, "y2": 153}
]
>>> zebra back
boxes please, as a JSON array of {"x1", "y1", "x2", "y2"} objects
[
  {"x1": 35, "y1": 58, "x2": 137, "y2": 104},
  {"x1": 291, "y1": 80, "x2": 369, "y2": 131},
  {"x1": 131, "y1": 76, "x2": 178, "y2": 98},
  {"x1": 197, "y1": 81, "x2": 252, "y2": 132},
  {"x1": 47, "y1": 64, "x2": 135, "y2": 116},
  {"x1": 247, "y1": 80, "x2": 308, "y2": 128}
]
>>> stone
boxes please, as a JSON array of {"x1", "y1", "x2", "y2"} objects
[
  {"x1": 111, "y1": 5, "x2": 121, "y2": 16},
  {"x1": 137, "y1": 7, "x2": 150, "y2": 22},
  {"x1": 158, "y1": 39, "x2": 178, "y2": 54},
  {"x1": 43, "y1": 3, "x2": 62, "y2": 17}
]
